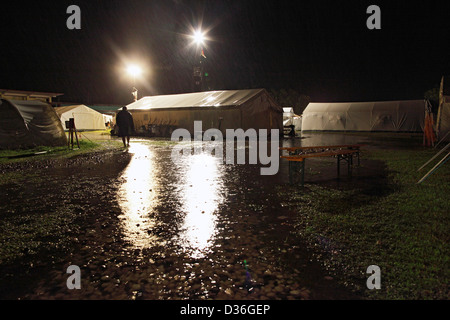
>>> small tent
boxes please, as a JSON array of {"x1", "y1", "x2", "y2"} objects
[
  {"x1": 0, "y1": 99, "x2": 67, "y2": 149},
  {"x1": 436, "y1": 76, "x2": 450, "y2": 142},
  {"x1": 301, "y1": 100, "x2": 425, "y2": 132},
  {"x1": 87, "y1": 104, "x2": 121, "y2": 126},
  {"x1": 126, "y1": 89, "x2": 283, "y2": 137},
  {"x1": 283, "y1": 107, "x2": 302, "y2": 132},
  {"x1": 54, "y1": 105, "x2": 107, "y2": 131}
]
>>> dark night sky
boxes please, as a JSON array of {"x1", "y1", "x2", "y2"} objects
[{"x1": 1, "y1": 0, "x2": 449, "y2": 105}]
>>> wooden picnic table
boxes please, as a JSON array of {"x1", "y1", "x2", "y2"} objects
[
  {"x1": 279, "y1": 144, "x2": 365, "y2": 186},
  {"x1": 280, "y1": 144, "x2": 365, "y2": 154}
]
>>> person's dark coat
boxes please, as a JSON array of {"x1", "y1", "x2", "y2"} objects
[{"x1": 116, "y1": 109, "x2": 135, "y2": 137}]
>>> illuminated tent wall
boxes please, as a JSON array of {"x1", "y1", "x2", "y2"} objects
[
  {"x1": 126, "y1": 89, "x2": 283, "y2": 137},
  {"x1": 436, "y1": 76, "x2": 450, "y2": 141},
  {"x1": 0, "y1": 99, "x2": 67, "y2": 149},
  {"x1": 54, "y1": 105, "x2": 107, "y2": 131},
  {"x1": 283, "y1": 107, "x2": 302, "y2": 131},
  {"x1": 301, "y1": 100, "x2": 425, "y2": 132}
]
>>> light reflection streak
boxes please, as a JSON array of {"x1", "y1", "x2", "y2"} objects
[
  {"x1": 175, "y1": 151, "x2": 225, "y2": 258},
  {"x1": 117, "y1": 143, "x2": 160, "y2": 249}
]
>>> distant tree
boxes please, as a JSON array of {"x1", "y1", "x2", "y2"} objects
[
  {"x1": 268, "y1": 88, "x2": 310, "y2": 115},
  {"x1": 296, "y1": 94, "x2": 311, "y2": 115}
]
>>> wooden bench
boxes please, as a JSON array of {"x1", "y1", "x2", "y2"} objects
[
  {"x1": 279, "y1": 145, "x2": 365, "y2": 186},
  {"x1": 280, "y1": 144, "x2": 365, "y2": 164}
]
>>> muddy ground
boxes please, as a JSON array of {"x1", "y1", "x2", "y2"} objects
[{"x1": 0, "y1": 134, "x2": 391, "y2": 300}]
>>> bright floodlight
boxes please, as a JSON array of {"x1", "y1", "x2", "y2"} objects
[
  {"x1": 193, "y1": 30, "x2": 205, "y2": 45},
  {"x1": 127, "y1": 64, "x2": 142, "y2": 77}
]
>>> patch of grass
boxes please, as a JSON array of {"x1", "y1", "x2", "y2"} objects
[
  {"x1": 0, "y1": 138, "x2": 124, "y2": 188},
  {"x1": 83, "y1": 129, "x2": 112, "y2": 135},
  {"x1": 0, "y1": 145, "x2": 66, "y2": 160},
  {"x1": 0, "y1": 139, "x2": 123, "y2": 164},
  {"x1": 281, "y1": 147, "x2": 449, "y2": 299}
]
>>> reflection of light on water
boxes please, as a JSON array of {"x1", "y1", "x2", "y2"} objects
[
  {"x1": 118, "y1": 143, "x2": 160, "y2": 249},
  {"x1": 176, "y1": 152, "x2": 225, "y2": 258},
  {"x1": 118, "y1": 141, "x2": 225, "y2": 257}
]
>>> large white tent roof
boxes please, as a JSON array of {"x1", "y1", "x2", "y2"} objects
[
  {"x1": 126, "y1": 89, "x2": 268, "y2": 110},
  {"x1": 302, "y1": 100, "x2": 425, "y2": 132}
]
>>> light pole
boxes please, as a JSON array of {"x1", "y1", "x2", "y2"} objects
[
  {"x1": 127, "y1": 64, "x2": 142, "y2": 101},
  {"x1": 192, "y1": 30, "x2": 207, "y2": 92}
]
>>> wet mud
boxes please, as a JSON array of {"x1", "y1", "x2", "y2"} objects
[{"x1": 0, "y1": 136, "x2": 389, "y2": 300}]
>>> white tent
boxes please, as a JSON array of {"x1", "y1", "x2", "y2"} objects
[
  {"x1": 54, "y1": 105, "x2": 107, "y2": 130},
  {"x1": 102, "y1": 114, "x2": 114, "y2": 125},
  {"x1": 283, "y1": 107, "x2": 302, "y2": 131},
  {"x1": 302, "y1": 100, "x2": 425, "y2": 132},
  {"x1": 283, "y1": 107, "x2": 294, "y2": 117}
]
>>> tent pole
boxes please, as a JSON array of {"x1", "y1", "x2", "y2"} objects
[
  {"x1": 70, "y1": 127, "x2": 74, "y2": 149},
  {"x1": 79, "y1": 131, "x2": 93, "y2": 143},
  {"x1": 434, "y1": 131, "x2": 450, "y2": 149},
  {"x1": 337, "y1": 155, "x2": 341, "y2": 177},
  {"x1": 301, "y1": 160, "x2": 305, "y2": 187},
  {"x1": 73, "y1": 123, "x2": 80, "y2": 149},
  {"x1": 289, "y1": 160, "x2": 293, "y2": 184},
  {"x1": 418, "y1": 142, "x2": 450, "y2": 171},
  {"x1": 417, "y1": 152, "x2": 450, "y2": 184}
]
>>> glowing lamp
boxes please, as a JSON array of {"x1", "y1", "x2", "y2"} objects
[{"x1": 127, "y1": 64, "x2": 142, "y2": 78}]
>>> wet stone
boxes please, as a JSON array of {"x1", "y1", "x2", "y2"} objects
[{"x1": 100, "y1": 275, "x2": 110, "y2": 282}]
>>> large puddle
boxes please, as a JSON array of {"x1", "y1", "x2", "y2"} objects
[
  {"x1": 117, "y1": 143, "x2": 227, "y2": 259},
  {"x1": 0, "y1": 133, "x2": 384, "y2": 299}
]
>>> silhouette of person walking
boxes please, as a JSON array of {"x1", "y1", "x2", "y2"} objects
[{"x1": 116, "y1": 106, "x2": 135, "y2": 147}]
